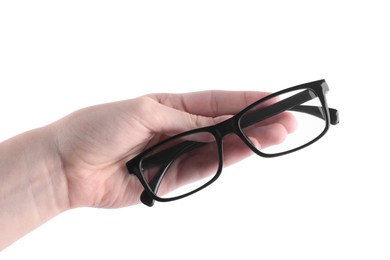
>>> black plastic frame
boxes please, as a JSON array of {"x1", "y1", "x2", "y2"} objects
[{"x1": 126, "y1": 79, "x2": 339, "y2": 206}]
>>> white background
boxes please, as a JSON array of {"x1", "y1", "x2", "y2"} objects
[{"x1": 1, "y1": 1, "x2": 389, "y2": 259}]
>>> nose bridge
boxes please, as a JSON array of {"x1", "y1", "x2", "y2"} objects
[{"x1": 216, "y1": 117, "x2": 237, "y2": 137}]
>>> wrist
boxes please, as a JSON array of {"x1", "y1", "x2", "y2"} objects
[
  {"x1": 29, "y1": 125, "x2": 71, "y2": 214},
  {"x1": 36, "y1": 125, "x2": 70, "y2": 213},
  {"x1": 0, "y1": 126, "x2": 70, "y2": 249}
]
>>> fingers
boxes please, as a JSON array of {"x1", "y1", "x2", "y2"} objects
[
  {"x1": 149, "y1": 121, "x2": 295, "y2": 195},
  {"x1": 136, "y1": 90, "x2": 273, "y2": 138},
  {"x1": 244, "y1": 111, "x2": 297, "y2": 138},
  {"x1": 147, "y1": 90, "x2": 271, "y2": 117},
  {"x1": 126, "y1": 95, "x2": 296, "y2": 153},
  {"x1": 221, "y1": 122, "x2": 290, "y2": 167},
  {"x1": 269, "y1": 112, "x2": 297, "y2": 133},
  {"x1": 129, "y1": 96, "x2": 216, "y2": 136},
  {"x1": 139, "y1": 116, "x2": 297, "y2": 199}
]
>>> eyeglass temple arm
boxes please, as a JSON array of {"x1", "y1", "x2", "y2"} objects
[
  {"x1": 140, "y1": 89, "x2": 339, "y2": 206},
  {"x1": 239, "y1": 89, "x2": 339, "y2": 129},
  {"x1": 290, "y1": 106, "x2": 339, "y2": 125},
  {"x1": 253, "y1": 104, "x2": 339, "y2": 125}
]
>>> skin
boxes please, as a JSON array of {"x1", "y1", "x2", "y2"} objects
[{"x1": 0, "y1": 90, "x2": 296, "y2": 250}]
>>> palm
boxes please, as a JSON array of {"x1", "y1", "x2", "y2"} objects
[{"x1": 55, "y1": 99, "x2": 164, "y2": 207}]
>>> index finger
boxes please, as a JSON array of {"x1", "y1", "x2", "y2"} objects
[{"x1": 147, "y1": 90, "x2": 271, "y2": 117}]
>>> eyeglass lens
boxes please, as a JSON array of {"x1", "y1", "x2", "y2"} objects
[
  {"x1": 240, "y1": 89, "x2": 326, "y2": 155},
  {"x1": 139, "y1": 131, "x2": 220, "y2": 199}
]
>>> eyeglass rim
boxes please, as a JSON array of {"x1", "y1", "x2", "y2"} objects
[
  {"x1": 133, "y1": 128, "x2": 224, "y2": 205},
  {"x1": 126, "y1": 79, "x2": 337, "y2": 206},
  {"x1": 235, "y1": 79, "x2": 331, "y2": 158}
]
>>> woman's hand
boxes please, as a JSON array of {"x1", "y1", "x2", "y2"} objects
[
  {"x1": 0, "y1": 90, "x2": 296, "y2": 250},
  {"x1": 53, "y1": 90, "x2": 296, "y2": 208}
]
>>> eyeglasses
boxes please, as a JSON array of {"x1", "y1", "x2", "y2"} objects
[{"x1": 126, "y1": 79, "x2": 339, "y2": 206}]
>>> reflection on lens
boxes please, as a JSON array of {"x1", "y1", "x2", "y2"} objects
[
  {"x1": 239, "y1": 89, "x2": 327, "y2": 155},
  {"x1": 139, "y1": 131, "x2": 220, "y2": 199}
]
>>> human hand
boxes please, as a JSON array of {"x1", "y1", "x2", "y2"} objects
[{"x1": 52, "y1": 91, "x2": 296, "y2": 208}]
